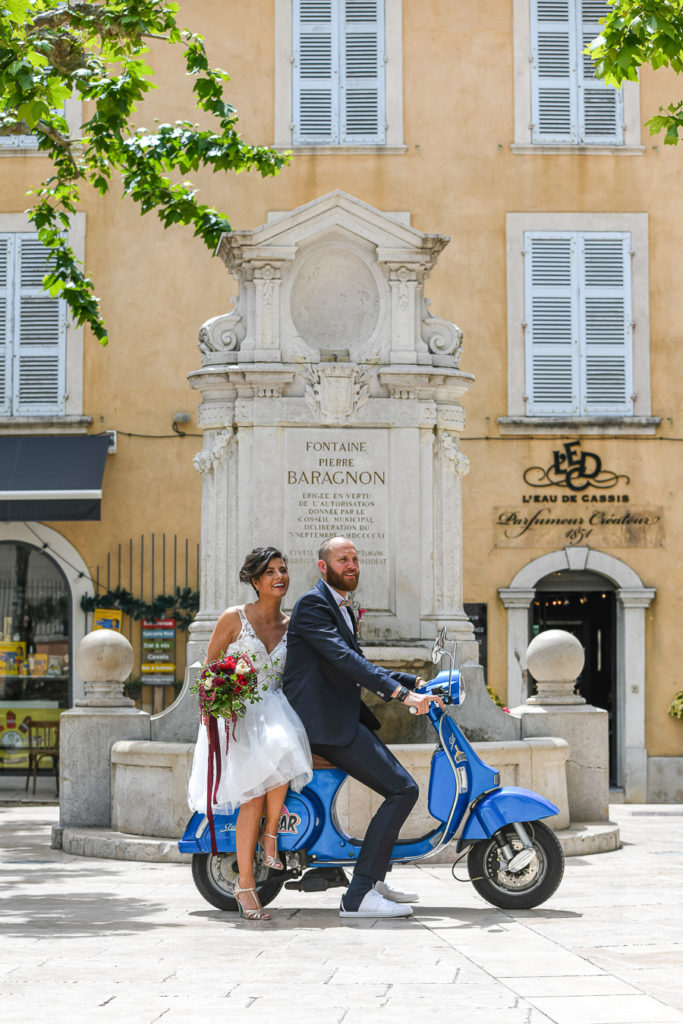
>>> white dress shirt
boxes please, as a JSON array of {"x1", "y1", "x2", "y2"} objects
[{"x1": 323, "y1": 580, "x2": 354, "y2": 634}]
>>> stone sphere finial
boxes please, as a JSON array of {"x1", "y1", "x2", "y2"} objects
[
  {"x1": 75, "y1": 629, "x2": 135, "y2": 707},
  {"x1": 526, "y1": 629, "x2": 586, "y2": 705}
]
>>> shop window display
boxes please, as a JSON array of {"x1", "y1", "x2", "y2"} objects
[{"x1": 0, "y1": 542, "x2": 69, "y2": 774}]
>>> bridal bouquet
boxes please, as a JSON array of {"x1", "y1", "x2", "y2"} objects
[{"x1": 192, "y1": 652, "x2": 263, "y2": 724}]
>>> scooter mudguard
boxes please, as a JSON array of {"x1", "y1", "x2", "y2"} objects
[{"x1": 457, "y1": 786, "x2": 559, "y2": 849}]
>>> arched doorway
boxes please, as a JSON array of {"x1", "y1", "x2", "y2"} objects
[
  {"x1": 499, "y1": 546, "x2": 655, "y2": 801},
  {"x1": 532, "y1": 570, "x2": 617, "y2": 784}
]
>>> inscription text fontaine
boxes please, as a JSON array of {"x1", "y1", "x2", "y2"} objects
[{"x1": 284, "y1": 431, "x2": 390, "y2": 609}]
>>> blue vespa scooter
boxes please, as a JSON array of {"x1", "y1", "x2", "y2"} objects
[{"x1": 180, "y1": 629, "x2": 564, "y2": 912}]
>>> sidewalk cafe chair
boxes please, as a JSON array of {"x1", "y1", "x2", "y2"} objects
[{"x1": 25, "y1": 719, "x2": 60, "y2": 796}]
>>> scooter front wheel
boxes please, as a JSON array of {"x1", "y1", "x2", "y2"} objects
[
  {"x1": 467, "y1": 820, "x2": 564, "y2": 910},
  {"x1": 192, "y1": 853, "x2": 285, "y2": 912}
]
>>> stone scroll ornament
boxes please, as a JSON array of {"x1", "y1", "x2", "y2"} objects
[
  {"x1": 197, "y1": 302, "x2": 247, "y2": 366},
  {"x1": 435, "y1": 429, "x2": 470, "y2": 475},
  {"x1": 193, "y1": 429, "x2": 236, "y2": 475}
]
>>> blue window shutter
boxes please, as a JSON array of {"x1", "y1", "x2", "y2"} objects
[
  {"x1": 531, "y1": 0, "x2": 577, "y2": 143},
  {"x1": 0, "y1": 235, "x2": 11, "y2": 415},
  {"x1": 13, "y1": 234, "x2": 66, "y2": 416},
  {"x1": 293, "y1": 0, "x2": 339, "y2": 144},
  {"x1": 341, "y1": 0, "x2": 385, "y2": 144},
  {"x1": 525, "y1": 231, "x2": 579, "y2": 415},
  {"x1": 579, "y1": 233, "x2": 632, "y2": 414}
]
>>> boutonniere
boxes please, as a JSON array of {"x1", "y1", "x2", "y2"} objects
[{"x1": 349, "y1": 599, "x2": 367, "y2": 637}]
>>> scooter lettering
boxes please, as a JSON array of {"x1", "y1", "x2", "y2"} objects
[
  {"x1": 278, "y1": 806, "x2": 301, "y2": 834},
  {"x1": 448, "y1": 733, "x2": 468, "y2": 763}
]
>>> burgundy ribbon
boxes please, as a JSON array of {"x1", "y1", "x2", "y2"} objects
[
  {"x1": 205, "y1": 716, "x2": 222, "y2": 855},
  {"x1": 205, "y1": 713, "x2": 239, "y2": 855}
]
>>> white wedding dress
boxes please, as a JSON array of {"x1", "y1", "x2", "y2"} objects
[{"x1": 187, "y1": 607, "x2": 313, "y2": 815}]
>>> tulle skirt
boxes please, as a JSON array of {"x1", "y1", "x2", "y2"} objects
[{"x1": 187, "y1": 687, "x2": 313, "y2": 815}]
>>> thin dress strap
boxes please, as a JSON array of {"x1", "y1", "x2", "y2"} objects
[{"x1": 237, "y1": 605, "x2": 256, "y2": 639}]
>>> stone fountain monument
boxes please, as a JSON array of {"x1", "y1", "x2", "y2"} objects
[
  {"x1": 57, "y1": 194, "x2": 617, "y2": 857},
  {"x1": 164, "y1": 190, "x2": 478, "y2": 742}
]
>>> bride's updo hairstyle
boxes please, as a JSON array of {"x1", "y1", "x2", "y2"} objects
[{"x1": 239, "y1": 547, "x2": 287, "y2": 593}]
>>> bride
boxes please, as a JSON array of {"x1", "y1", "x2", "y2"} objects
[{"x1": 187, "y1": 547, "x2": 312, "y2": 920}]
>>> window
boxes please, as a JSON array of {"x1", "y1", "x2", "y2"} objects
[
  {"x1": 0, "y1": 541, "x2": 71, "y2": 772},
  {"x1": 274, "y1": 0, "x2": 404, "y2": 151},
  {"x1": 292, "y1": 0, "x2": 385, "y2": 145},
  {"x1": 531, "y1": 0, "x2": 621, "y2": 144},
  {"x1": 524, "y1": 231, "x2": 631, "y2": 415},
  {"x1": 0, "y1": 233, "x2": 67, "y2": 417},
  {"x1": 0, "y1": 132, "x2": 38, "y2": 151},
  {"x1": 512, "y1": 0, "x2": 643, "y2": 151},
  {"x1": 503, "y1": 213, "x2": 656, "y2": 433},
  {"x1": 0, "y1": 101, "x2": 79, "y2": 155}
]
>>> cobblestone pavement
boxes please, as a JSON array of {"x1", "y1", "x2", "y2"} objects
[{"x1": 2, "y1": 804, "x2": 682, "y2": 1024}]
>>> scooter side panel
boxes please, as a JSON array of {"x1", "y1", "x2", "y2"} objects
[
  {"x1": 459, "y1": 786, "x2": 560, "y2": 842},
  {"x1": 177, "y1": 769, "x2": 344, "y2": 855}
]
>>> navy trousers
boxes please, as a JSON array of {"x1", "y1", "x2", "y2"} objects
[{"x1": 312, "y1": 723, "x2": 419, "y2": 883}]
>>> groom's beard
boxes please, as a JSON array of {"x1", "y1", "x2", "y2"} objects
[{"x1": 324, "y1": 565, "x2": 359, "y2": 592}]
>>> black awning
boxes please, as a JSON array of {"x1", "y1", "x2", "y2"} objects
[{"x1": 0, "y1": 435, "x2": 110, "y2": 521}]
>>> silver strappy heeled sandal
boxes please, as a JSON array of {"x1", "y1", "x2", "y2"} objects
[
  {"x1": 260, "y1": 831, "x2": 284, "y2": 870},
  {"x1": 233, "y1": 880, "x2": 270, "y2": 920}
]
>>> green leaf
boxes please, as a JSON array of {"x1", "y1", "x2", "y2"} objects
[{"x1": 4, "y1": 0, "x2": 30, "y2": 23}]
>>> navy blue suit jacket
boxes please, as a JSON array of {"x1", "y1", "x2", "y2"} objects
[{"x1": 283, "y1": 579, "x2": 417, "y2": 746}]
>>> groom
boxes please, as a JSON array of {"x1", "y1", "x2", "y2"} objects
[{"x1": 283, "y1": 536, "x2": 442, "y2": 918}]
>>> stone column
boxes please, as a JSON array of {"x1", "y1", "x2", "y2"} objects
[
  {"x1": 510, "y1": 629, "x2": 609, "y2": 822},
  {"x1": 498, "y1": 587, "x2": 535, "y2": 707},
  {"x1": 618, "y1": 587, "x2": 656, "y2": 802},
  {"x1": 431, "y1": 427, "x2": 476, "y2": 653},
  {"x1": 58, "y1": 630, "x2": 150, "y2": 831},
  {"x1": 251, "y1": 263, "x2": 282, "y2": 359},
  {"x1": 187, "y1": 426, "x2": 238, "y2": 665},
  {"x1": 387, "y1": 264, "x2": 421, "y2": 363}
]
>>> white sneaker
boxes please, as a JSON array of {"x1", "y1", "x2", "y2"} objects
[
  {"x1": 375, "y1": 880, "x2": 419, "y2": 904},
  {"x1": 339, "y1": 887, "x2": 413, "y2": 918}
]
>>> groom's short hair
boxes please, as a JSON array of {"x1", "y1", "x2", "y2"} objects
[
  {"x1": 318, "y1": 536, "x2": 353, "y2": 562},
  {"x1": 318, "y1": 538, "x2": 335, "y2": 562}
]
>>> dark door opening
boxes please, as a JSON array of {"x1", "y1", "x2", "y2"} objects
[{"x1": 532, "y1": 583, "x2": 617, "y2": 787}]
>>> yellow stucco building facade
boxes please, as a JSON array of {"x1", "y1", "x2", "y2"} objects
[{"x1": 1, "y1": 0, "x2": 681, "y2": 801}]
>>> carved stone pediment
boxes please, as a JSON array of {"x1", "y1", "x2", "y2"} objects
[{"x1": 198, "y1": 190, "x2": 463, "y2": 371}]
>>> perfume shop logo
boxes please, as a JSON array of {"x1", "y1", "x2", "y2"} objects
[{"x1": 523, "y1": 441, "x2": 630, "y2": 494}]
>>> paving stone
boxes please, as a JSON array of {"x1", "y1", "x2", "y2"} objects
[
  {"x1": 3, "y1": 804, "x2": 683, "y2": 1024},
  {"x1": 528, "y1": 993, "x2": 682, "y2": 1023}
]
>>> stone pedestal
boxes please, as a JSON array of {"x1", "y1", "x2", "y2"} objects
[
  {"x1": 510, "y1": 629, "x2": 610, "y2": 822},
  {"x1": 60, "y1": 707, "x2": 150, "y2": 828},
  {"x1": 59, "y1": 630, "x2": 150, "y2": 829}
]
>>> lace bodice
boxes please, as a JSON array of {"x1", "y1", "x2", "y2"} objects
[{"x1": 229, "y1": 606, "x2": 287, "y2": 692}]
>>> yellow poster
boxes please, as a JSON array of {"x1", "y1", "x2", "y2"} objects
[
  {"x1": 0, "y1": 641, "x2": 26, "y2": 676},
  {"x1": 93, "y1": 608, "x2": 122, "y2": 631},
  {"x1": 0, "y1": 706, "x2": 61, "y2": 769}
]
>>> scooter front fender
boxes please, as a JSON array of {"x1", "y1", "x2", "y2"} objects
[{"x1": 457, "y1": 786, "x2": 559, "y2": 849}]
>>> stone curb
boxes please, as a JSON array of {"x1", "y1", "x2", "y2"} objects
[{"x1": 54, "y1": 819, "x2": 620, "y2": 863}]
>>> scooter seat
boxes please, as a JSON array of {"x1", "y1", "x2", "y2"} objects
[{"x1": 312, "y1": 754, "x2": 338, "y2": 770}]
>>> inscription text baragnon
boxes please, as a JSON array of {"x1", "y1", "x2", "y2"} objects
[{"x1": 284, "y1": 429, "x2": 390, "y2": 610}]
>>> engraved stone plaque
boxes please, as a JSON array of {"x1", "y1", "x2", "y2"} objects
[{"x1": 284, "y1": 428, "x2": 391, "y2": 611}]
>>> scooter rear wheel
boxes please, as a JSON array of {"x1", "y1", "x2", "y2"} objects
[
  {"x1": 467, "y1": 820, "x2": 564, "y2": 910},
  {"x1": 192, "y1": 853, "x2": 285, "y2": 912}
]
